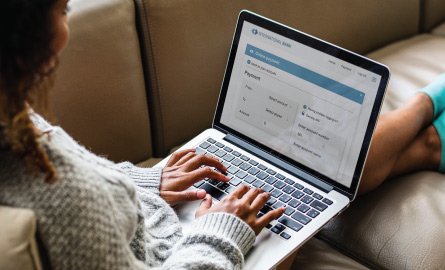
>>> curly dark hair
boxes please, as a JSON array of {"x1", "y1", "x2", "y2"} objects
[{"x1": 0, "y1": 0, "x2": 59, "y2": 182}]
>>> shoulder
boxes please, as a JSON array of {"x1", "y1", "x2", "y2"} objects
[
  {"x1": 0, "y1": 126, "x2": 139, "y2": 220},
  {"x1": 29, "y1": 110, "x2": 54, "y2": 132}
]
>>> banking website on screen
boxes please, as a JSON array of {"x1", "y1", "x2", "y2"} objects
[{"x1": 220, "y1": 21, "x2": 381, "y2": 188}]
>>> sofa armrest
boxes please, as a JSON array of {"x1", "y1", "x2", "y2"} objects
[
  {"x1": 422, "y1": 0, "x2": 445, "y2": 31},
  {"x1": 52, "y1": 0, "x2": 153, "y2": 164},
  {"x1": 0, "y1": 207, "x2": 42, "y2": 270}
]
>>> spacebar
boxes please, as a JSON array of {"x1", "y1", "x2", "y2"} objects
[
  {"x1": 278, "y1": 216, "x2": 303, "y2": 232},
  {"x1": 200, "y1": 183, "x2": 227, "y2": 201}
]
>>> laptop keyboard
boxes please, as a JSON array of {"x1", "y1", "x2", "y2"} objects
[{"x1": 193, "y1": 137, "x2": 333, "y2": 240}]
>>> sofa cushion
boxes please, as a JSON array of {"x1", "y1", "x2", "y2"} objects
[
  {"x1": 135, "y1": 0, "x2": 420, "y2": 156},
  {"x1": 369, "y1": 34, "x2": 445, "y2": 114},
  {"x1": 52, "y1": 0, "x2": 153, "y2": 163},
  {"x1": 292, "y1": 238, "x2": 369, "y2": 270},
  {"x1": 319, "y1": 173, "x2": 445, "y2": 270},
  {"x1": 0, "y1": 207, "x2": 42, "y2": 270},
  {"x1": 318, "y1": 34, "x2": 445, "y2": 270},
  {"x1": 422, "y1": 0, "x2": 445, "y2": 31}
]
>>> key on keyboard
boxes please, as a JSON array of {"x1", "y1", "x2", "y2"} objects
[
  {"x1": 279, "y1": 216, "x2": 303, "y2": 232},
  {"x1": 215, "y1": 142, "x2": 225, "y2": 148},
  {"x1": 261, "y1": 184, "x2": 273, "y2": 192},
  {"x1": 231, "y1": 159, "x2": 243, "y2": 166},
  {"x1": 280, "y1": 232, "x2": 291, "y2": 239},
  {"x1": 310, "y1": 200, "x2": 328, "y2": 211},
  {"x1": 271, "y1": 224, "x2": 285, "y2": 234},
  {"x1": 200, "y1": 183, "x2": 226, "y2": 201},
  {"x1": 248, "y1": 160, "x2": 259, "y2": 166},
  {"x1": 240, "y1": 155, "x2": 250, "y2": 161},
  {"x1": 265, "y1": 176, "x2": 277, "y2": 184},
  {"x1": 291, "y1": 212, "x2": 312, "y2": 225},
  {"x1": 258, "y1": 164, "x2": 267, "y2": 170}
]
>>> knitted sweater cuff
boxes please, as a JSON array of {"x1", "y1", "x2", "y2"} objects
[
  {"x1": 194, "y1": 212, "x2": 256, "y2": 255},
  {"x1": 115, "y1": 162, "x2": 162, "y2": 195}
]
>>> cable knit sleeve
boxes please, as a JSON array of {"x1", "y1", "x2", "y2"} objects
[
  {"x1": 20, "y1": 111, "x2": 257, "y2": 269},
  {"x1": 115, "y1": 161, "x2": 162, "y2": 195},
  {"x1": 134, "y1": 184, "x2": 256, "y2": 269},
  {"x1": 160, "y1": 213, "x2": 256, "y2": 269},
  {"x1": 127, "y1": 169, "x2": 256, "y2": 269}
]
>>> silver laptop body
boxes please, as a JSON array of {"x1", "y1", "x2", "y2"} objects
[{"x1": 155, "y1": 10, "x2": 390, "y2": 269}]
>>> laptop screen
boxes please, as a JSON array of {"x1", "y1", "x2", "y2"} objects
[{"x1": 215, "y1": 12, "x2": 388, "y2": 194}]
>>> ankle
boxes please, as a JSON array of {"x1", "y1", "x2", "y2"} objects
[{"x1": 411, "y1": 93, "x2": 435, "y2": 127}]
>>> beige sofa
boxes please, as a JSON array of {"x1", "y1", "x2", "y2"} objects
[{"x1": 2, "y1": 0, "x2": 445, "y2": 269}]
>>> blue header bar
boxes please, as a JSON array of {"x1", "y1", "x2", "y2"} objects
[{"x1": 245, "y1": 44, "x2": 365, "y2": 104}]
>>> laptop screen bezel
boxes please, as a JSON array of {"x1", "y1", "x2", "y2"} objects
[{"x1": 213, "y1": 10, "x2": 389, "y2": 200}]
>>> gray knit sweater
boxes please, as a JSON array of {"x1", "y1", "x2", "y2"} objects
[{"x1": 0, "y1": 113, "x2": 255, "y2": 269}]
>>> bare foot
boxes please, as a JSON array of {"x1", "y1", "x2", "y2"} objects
[
  {"x1": 358, "y1": 125, "x2": 441, "y2": 195},
  {"x1": 389, "y1": 125, "x2": 441, "y2": 178}
]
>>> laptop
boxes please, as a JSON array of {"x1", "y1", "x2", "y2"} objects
[{"x1": 154, "y1": 10, "x2": 390, "y2": 269}]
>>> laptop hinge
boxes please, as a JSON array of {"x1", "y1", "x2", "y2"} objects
[{"x1": 224, "y1": 134, "x2": 333, "y2": 193}]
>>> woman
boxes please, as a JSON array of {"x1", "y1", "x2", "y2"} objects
[
  {"x1": 0, "y1": 0, "x2": 443, "y2": 269},
  {"x1": 0, "y1": 0, "x2": 284, "y2": 269}
]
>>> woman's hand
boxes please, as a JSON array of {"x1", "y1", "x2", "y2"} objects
[
  {"x1": 195, "y1": 185, "x2": 285, "y2": 235},
  {"x1": 160, "y1": 148, "x2": 230, "y2": 205}
]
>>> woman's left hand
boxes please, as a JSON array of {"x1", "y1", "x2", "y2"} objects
[{"x1": 160, "y1": 148, "x2": 230, "y2": 205}]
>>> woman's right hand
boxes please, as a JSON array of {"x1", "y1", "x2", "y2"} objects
[{"x1": 195, "y1": 185, "x2": 285, "y2": 235}]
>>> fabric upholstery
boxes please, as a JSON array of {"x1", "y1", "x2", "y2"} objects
[
  {"x1": 0, "y1": 207, "x2": 42, "y2": 270},
  {"x1": 369, "y1": 34, "x2": 445, "y2": 113},
  {"x1": 319, "y1": 173, "x2": 445, "y2": 269},
  {"x1": 135, "y1": 0, "x2": 420, "y2": 156},
  {"x1": 422, "y1": 0, "x2": 445, "y2": 31},
  {"x1": 52, "y1": 0, "x2": 152, "y2": 163},
  {"x1": 318, "y1": 34, "x2": 445, "y2": 270},
  {"x1": 292, "y1": 238, "x2": 369, "y2": 270}
]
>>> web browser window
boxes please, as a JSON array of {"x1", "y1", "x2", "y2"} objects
[{"x1": 220, "y1": 21, "x2": 382, "y2": 188}]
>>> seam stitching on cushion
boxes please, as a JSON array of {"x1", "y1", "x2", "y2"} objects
[
  {"x1": 136, "y1": 0, "x2": 166, "y2": 157},
  {"x1": 419, "y1": 0, "x2": 426, "y2": 32},
  {"x1": 127, "y1": 0, "x2": 153, "y2": 161}
]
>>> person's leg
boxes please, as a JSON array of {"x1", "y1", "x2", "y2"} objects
[
  {"x1": 387, "y1": 125, "x2": 441, "y2": 179},
  {"x1": 358, "y1": 93, "x2": 436, "y2": 194}
]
